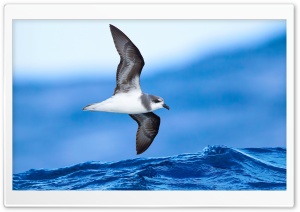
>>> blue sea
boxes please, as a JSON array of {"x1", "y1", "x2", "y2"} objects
[{"x1": 13, "y1": 146, "x2": 286, "y2": 190}]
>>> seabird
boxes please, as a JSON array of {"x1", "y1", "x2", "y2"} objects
[{"x1": 83, "y1": 24, "x2": 170, "y2": 155}]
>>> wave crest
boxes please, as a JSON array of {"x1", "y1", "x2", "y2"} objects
[{"x1": 13, "y1": 146, "x2": 286, "y2": 190}]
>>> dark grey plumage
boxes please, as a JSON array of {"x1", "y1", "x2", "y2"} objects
[
  {"x1": 109, "y1": 24, "x2": 145, "y2": 95},
  {"x1": 129, "y1": 112, "x2": 160, "y2": 154},
  {"x1": 140, "y1": 93, "x2": 152, "y2": 111}
]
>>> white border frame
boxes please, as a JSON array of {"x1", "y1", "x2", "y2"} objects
[{"x1": 3, "y1": 4, "x2": 294, "y2": 207}]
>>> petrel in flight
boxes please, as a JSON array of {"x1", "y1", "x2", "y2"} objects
[{"x1": 83, "y1": 25, "x2": 169, "y2": 154}]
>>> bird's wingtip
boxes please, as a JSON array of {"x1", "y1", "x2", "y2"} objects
[
  {"x1": 136, "y1": 147, "x2": 147, "y2": 155},
  {"x1": 136, "y1": 151, "x2": 143, "y2": 155}
]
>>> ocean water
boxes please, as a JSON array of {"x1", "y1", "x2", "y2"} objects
[{"x1": 13, "y1": 146, "x2": 286, "y2": 190}]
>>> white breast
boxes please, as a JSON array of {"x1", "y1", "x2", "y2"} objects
[{"x1": 86, "y1": 91, "x2": 149, "y2": 114}]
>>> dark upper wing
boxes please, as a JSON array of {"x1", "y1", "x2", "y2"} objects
[
  {"x1": 129, "y1": 112, "x2": 160, "y2": 155},
  {"x1": 109, "y1": 24, "x2": 145, "y2": 95}
]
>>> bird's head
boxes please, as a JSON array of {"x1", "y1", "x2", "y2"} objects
[{"x1": 150, "y1": 95, "x2": 170, "y2": 111}]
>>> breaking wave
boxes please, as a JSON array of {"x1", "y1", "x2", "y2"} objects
[{"x1": 13, "y1": 146, "x2": 286, "y2": 190}]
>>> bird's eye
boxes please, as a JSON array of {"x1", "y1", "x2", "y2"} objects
[{"x1": 153, "y1": 99, "x2": 162, "y2": 103}]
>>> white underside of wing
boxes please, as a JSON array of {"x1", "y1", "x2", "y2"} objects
[{"x1": 84, "y1": 91, "x2": 149, "y2": 114}]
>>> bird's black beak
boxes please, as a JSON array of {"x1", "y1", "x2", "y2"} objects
[{"x1": 163, "y1": 103, "x2": 170, "y2": 110}]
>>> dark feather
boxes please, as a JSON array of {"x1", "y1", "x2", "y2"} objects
[
  {"x1": 129, "y1": 112, "x2": 160, "y2": 154},
  {"x1": 109, "y1": 24, "x2": 145, "y2": 94}
]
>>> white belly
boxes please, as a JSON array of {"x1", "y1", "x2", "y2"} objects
[{"x1": 84, "y1": 92, "x2": 149, "y2": 114}]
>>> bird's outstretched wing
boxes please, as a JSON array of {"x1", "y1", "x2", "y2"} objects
[
  {"x1": 109, "y1": 24, "x2": 145, "y2": 95},
  {"x1": 129, "y1": 112, "x2": 160, "y2": 154}
]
